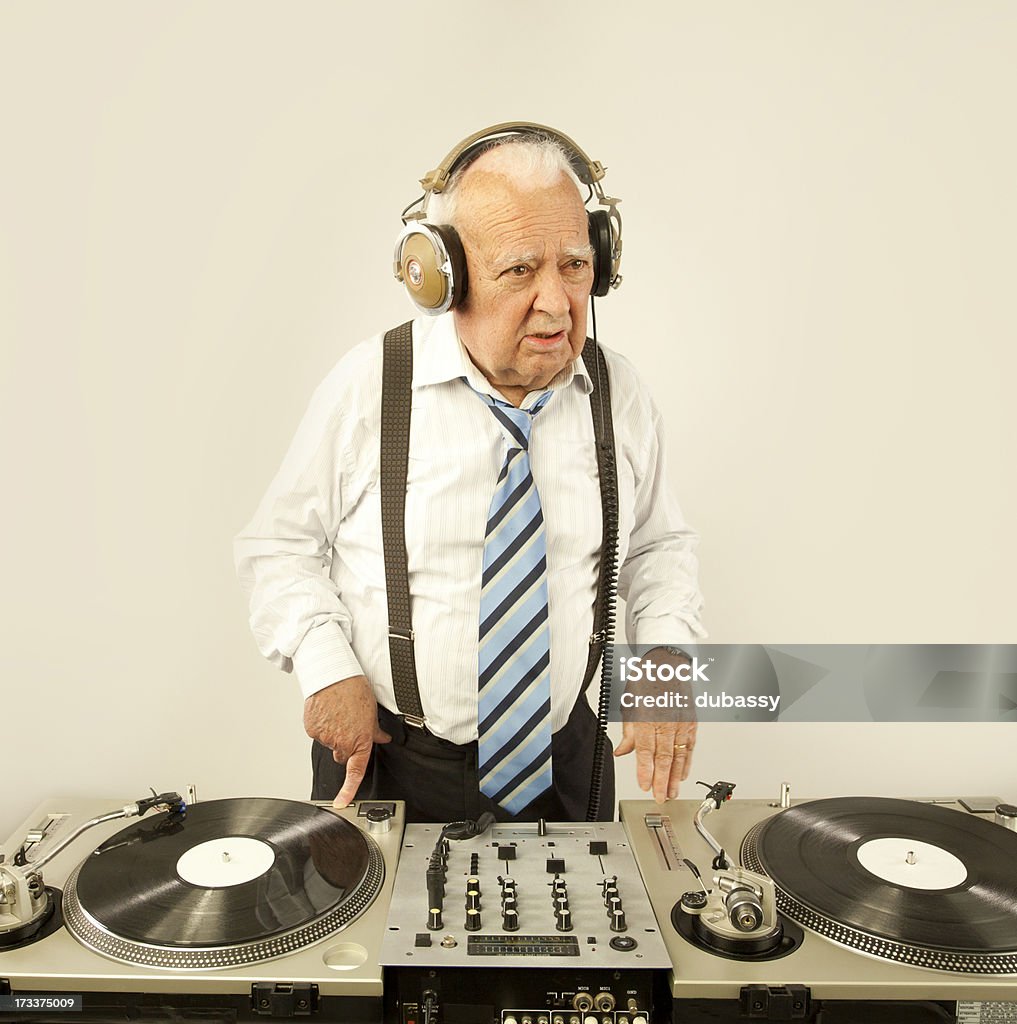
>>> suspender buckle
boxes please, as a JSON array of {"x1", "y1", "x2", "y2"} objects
[
  {"x1": 388, "y1": 628, "x2": 415, "y2": 642},
  {"x1": 401, "y1": 713, "x2": 426, "y2": 729},
  {"x1": 589, "y1": 629, "x2": 607, "y2": 645}
]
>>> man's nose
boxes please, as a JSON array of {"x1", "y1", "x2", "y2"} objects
[{"x1": 532, "y1": 265, "x2": 570, "y2": 318}]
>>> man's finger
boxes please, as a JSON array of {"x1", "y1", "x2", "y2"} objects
[
  {"x1": 633, "y1": 726, "x2": 657, "y2": 794},
  {"x1": 613, "y1": 721, "x2": 635, "y2": 757},
  {"x1": 668, "y1": 747, "x2": 690, "y2": 799},
  {"x1": 333, "y1": 745, "x2": 371, "y2": 809},
  {"x1": 669, "y1": 723, "x2": 698, "y2": 796},
  {"x1": 651, "y1": 741, "x2": 674, "y2": 803}
]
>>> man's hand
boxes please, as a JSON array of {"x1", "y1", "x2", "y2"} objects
[
  {"x1": 614, "y1": 720, "x2": 697, "y2": 803},
  {"x1": 303, "y1": 675, "x2": 391, "y2": 808},
  {"x1": 614, "y1": 646, "x2": 698, "y2": 803}
]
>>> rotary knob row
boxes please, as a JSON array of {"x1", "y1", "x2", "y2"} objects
[
  {"x1": 550, "y1": 874, "x2": 572, "y2": 931},
  {"x1": 602, "y1": 875, "x2": 626, "y2": 931},
  {"x1": 500, "y1": 875, "x2": 520, "y2": 930}
]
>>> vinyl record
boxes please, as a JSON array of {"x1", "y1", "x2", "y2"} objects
[
  {"x1": 741, "y1": 797, "x2": 1017, "y2": 974},
  {"x1": 63, "y1": 798, "x2": 385, "y2": 969}
]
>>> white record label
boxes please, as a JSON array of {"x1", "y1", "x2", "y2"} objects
[
  {"x1": 855, "y1": 836, "x2": 967, "y2": 890},
  {"x1": 176, "y1": 836, "x2": 276, "y2": 888}
]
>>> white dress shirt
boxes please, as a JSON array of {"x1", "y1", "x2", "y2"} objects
[{"x1": 235, "y1": 313, "x2": 705, "y2": 745}]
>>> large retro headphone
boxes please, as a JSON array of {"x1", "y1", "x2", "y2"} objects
[{"x1": 393, "y1": 122, "x2": 623, "y2": 316}]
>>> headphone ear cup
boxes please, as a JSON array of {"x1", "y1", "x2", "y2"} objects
[
  {"x1": 588, "y1": 209, "x2": 614, "y2": 298},
  {"x1": 394, "y1": 223, "x2": 468, "y2": 315},
  {"x1": 439, "y1": 224, "x2": 468, "y2": 309}
]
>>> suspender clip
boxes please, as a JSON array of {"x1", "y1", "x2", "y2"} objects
[
  {"x1": 589, "y1": 629, "x2": 607, "y2": 645},
  {"x1": 388, "y1": 628, "x2": 415, "y2": 642},
  {"x1": 401, "y1": 713, "x2": 426, "y2": 729}
]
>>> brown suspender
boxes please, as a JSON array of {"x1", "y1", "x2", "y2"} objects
[
  {"x1": 379, "y1": 321, "x2": 426, "y2": 724},
  {"x1": 380, "y1": 321, "x2": 618, "y2": 726}
]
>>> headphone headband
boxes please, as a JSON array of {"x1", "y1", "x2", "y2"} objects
[{"x1": 419, "y1": 121, "x2": 607, "y2": 194}]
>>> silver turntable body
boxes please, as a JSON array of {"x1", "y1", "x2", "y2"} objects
[
  {"x1": 0, "y1": 796, "x2": 405, "y2": 1004},
  {"x1": 620, "y1": 791, "x2": 1017, "y2": 1004}
]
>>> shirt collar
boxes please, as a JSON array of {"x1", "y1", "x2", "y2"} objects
[{"x1": 411, "y1": 312, "x2": 594, "y2": 397}]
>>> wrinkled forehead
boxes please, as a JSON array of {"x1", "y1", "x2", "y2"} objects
[{"x1": 456, "y1": 170, "x2": 589, "y2": 258}]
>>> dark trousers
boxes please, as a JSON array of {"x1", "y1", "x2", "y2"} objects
[{"x1": 311, "y1": 698, "x2": 615, "y2": 822}]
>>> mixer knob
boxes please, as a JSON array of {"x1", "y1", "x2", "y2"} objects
[
  {"x1": 610, "y1": 909, "x2": 627, "y2": 932},
  {"x1": 556, "y1": 907, "x2": 573, "y2": 932},
  {"x1": 428, "y1": 907, "x2": 443, "y2": 930},
  {"x1": 502, "y1": 908, "x2": 519, "y2": 931},
  {"x1": 465, "y1": 908, "x2": 482, "y2": 931}
]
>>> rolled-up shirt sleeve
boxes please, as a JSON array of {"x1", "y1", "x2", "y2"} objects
[
  {"x1": 234, "y1": 369, "x2": 365, "y2": 699},
  {"x1": 617, "y1": 384, "x2": 706, "y2": 647}
]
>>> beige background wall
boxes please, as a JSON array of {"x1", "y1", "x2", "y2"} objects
[{"x1": 2, "y1": 1, "x2": 1014, "y2": 839}]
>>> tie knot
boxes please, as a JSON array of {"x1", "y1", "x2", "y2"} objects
[{"x1": 473, "y1": 386, "x2": 552, "y2": 452}]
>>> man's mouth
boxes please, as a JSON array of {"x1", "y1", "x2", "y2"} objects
[{"x1": 524, "y1": 329, "x2": 567, "y2": 346}]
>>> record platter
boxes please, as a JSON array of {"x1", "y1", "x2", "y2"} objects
[
  {"x1": 621, "y1": 785, "x2": 1017, "y2": 1022},
  {"x1": 0, "y1": 794, "x2": 405, "y2": 1022}
]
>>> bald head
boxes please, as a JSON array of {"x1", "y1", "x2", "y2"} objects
[{"x1": 426, "y1": 138, "x2": 585, "y2": 230}]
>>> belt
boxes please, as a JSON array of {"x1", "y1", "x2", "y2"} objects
[{"x1": 378, "y1": 706, "x2": 476, "y2": 761}]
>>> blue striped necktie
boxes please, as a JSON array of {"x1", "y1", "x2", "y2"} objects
[{"x1": 474, "y1": 387, "x2": 554, "y2": 815}]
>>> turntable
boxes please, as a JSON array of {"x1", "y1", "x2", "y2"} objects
[
  {"x1": 621, "y1": 784, "x2": 1017, "y2": 1023},
  {"x1": 0, "y1": 793, "x2": 405, "y2": 1022}
]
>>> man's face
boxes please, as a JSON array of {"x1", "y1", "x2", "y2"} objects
[{"x1": 452, "y1": 170, "x2": 594, "y2": 405}]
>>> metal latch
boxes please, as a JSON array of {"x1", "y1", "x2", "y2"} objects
[
  {"x1": 251, "y1": 983, "x2": 318, "y2": 1017},
  {"x1": 740, "y1": 985, "x2": 810, "y2": 1020}
]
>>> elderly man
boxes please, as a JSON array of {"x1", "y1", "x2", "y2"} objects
[{"x1": 235, "y1": 124, "x2": 704, "y2": 823}]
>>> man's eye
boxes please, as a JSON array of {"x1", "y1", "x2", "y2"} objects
[
  {"x1": 567, "y1": 259, "x2": 589, "y2": 271},
  {"x1": 508, "y1": 265, "x2": 530, "y2": 276}
]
